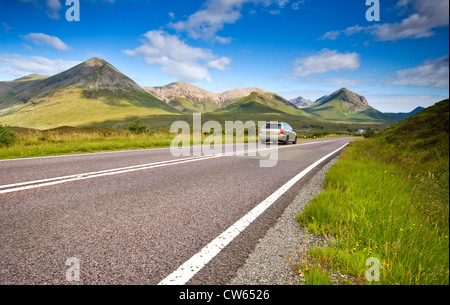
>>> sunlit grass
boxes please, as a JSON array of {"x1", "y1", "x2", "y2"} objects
[{"x1": 295, "y1": 100, "x2": 449, "y2": 285}]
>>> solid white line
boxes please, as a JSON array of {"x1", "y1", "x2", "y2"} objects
[
  {"x1": 0, "y1": 154, "x2": 233, "y2": 195},
  {"x1": 0, "y1": 147, "x2": 173, "y2": 162},
  {"x1": 0, "y1": 139, "x2": 345, "y2": 195},
  {"x1": 0, "y1": 139, "x2": 339, "y2": 162},
  {"x1": 0, "y1": 155, "x2": 210, "y2": 190},
  {"x1": 157, "y1": 143, "x2": 349, "y2": 285}
]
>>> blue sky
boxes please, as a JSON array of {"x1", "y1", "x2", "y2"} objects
[{"x1": 0, "y1": 0, "x2": 448, "y2": 112}]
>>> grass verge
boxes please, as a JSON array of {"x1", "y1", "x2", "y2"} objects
[{"x1": 294, "y1": 100, "x2": 449, "y2": 285}]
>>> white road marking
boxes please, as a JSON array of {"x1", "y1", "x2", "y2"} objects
[
  {"x1": 158, "y1": 143, "x2": 349, "y2": 285},
  {"x1": 0, "y1": 139, "x2": 337, "y2": 162},
  {"x1": 0, "y1": 139, "x2": 343, "y2": 195}
]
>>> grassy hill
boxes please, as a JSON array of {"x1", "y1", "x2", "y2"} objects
[
  {"x1": 303, "y1": 88, "x2": 397, "y2": 122},
  {"x1": 168, "y1": 96, "x2": 220, "y2": 113},
  {"x1": 214, "y1": 92, "x2": 310, "y2": 116},
  {"x1": 0, "y1": 58, "x2": 180, "y2": 129},
  {"x1": 295, "y1": 99, "x2": 449, "y2": 285}
]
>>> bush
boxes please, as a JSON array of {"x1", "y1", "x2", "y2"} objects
[
  {"x1": 0, "y1": 124, "x2": 17, "y2": 147},
  {"x1": 363, "y1": 130, "x2": 377, "y2": 138},
  {"x1": 127, "y1": 120, "x2": 150, "y2": 135}
]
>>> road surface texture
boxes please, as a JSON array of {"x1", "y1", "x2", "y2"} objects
[{"x1": 0, "y1": 138, "x2": 356, "y2": 285}]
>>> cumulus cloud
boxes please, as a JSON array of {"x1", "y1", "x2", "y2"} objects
[
  {"x1": 123, "y1": 30, "x2": 231, "y2": 82},
  {"x1": 0, "y1": 54, "x2": 80, "y2": 77},
  {"x1": 320, "y1": 0, "x2": 449, "y2": 42},
  {"x1": 292, "y1": 49, "x2": 361, "y2": 78},
  {"x1": 22, "y1": 33, "x2": 70, "y2": 51},
  {"x1": 393, "y1": 55, "x2": 449, "y2": 88},
  {"x1": 168, "y1": 0, "x2": 288, "y2": 43}
]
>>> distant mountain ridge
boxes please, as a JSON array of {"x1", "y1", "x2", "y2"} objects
[
  {"x1": 145, "y1": 81, "x2": 268, "y2": 112},
  {"x1": 289, "y1": 97, "x2": 314, "y2": 108},
  {"x1": 385, "y1": 107, "x2": 426, "y2": 119}
]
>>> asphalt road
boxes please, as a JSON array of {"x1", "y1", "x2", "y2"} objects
[{"x1": 0, "y1": 138, "x2": 356, "y2": 285}]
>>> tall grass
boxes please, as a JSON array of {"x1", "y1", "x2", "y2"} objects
[
  {"x1": 295, "y1": 100, "x2": 449, "y2": 285},
  {"x1": 0, "y1": 128, "x2": 176, "y2": 159},
  {"x1": 0, "y1": 127, "x2": 260, "y2": 159}
]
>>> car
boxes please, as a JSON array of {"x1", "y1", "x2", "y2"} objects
[{"x1": 259, "y1": 122, "x2": 297, "y2": 145}]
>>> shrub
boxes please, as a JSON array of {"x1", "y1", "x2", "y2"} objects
[
  {"x1": 127, "y1": 120, "x2": 149, "y2": 135},
  {"x1": 0, "y1": 124, "x2": 17, "y2": 147}
]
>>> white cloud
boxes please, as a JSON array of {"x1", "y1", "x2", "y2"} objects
[
  {"x1": 292, "y1": 49, "x2": 361, "y2": 78},
  {"x1": 168, "y1": 0, "x2": 286, "y2": 43},
  {"x1": 0, "y1": 54, "x2": 80, "y2": 77},
  {"x1": 291, "y1": 1, "x2": 304, "y2": 10},
  {"x1": 46, "y1": 0, "x2": 62, "y2": 19},
  {"x1": 123, "y1": 30, "x2": 231, "y2": 82},
  {"x1": 320, "y1": 0, "x2": 449, "y2": 42},
  {"x1": 22, "y1": 33, "x2": 70, "y2": 51},
  {"x1": 393, "y1": 55, "x2": 449, "y2": 88},
  {"x1": 207, "y1": 57, "x2": 232, "y2": 71}
]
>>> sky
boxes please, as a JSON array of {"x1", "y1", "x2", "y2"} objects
[{"x1": 0, "y1": 0, "x2": 448, "y2": 112}]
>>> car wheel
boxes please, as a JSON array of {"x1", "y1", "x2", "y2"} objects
[{"x1": 292, "y1": 136, "x2": 297, "y2": 144}]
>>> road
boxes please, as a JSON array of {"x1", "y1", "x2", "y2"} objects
[{"x1": 0, "y1": 138, "x2": 356, "y2": 285}]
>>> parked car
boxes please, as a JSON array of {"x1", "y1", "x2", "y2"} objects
[{"x1": 259, "y1": 122, "x2": 297, "y2": 145}]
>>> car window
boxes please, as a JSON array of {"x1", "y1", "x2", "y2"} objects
[{"x1": 266, "y1": 123, "x2": 281, "y2": 129}]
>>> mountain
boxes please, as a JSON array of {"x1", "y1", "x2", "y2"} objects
[
  {"x1": 214, "y1": 91, "x2": 310, "y2": 116},
  {"x1": 303, "y1": 88, "x2": 397, "y2": 122},
  {"x1": 289, "y1": 97, "x2": 314, "y2": 108},
  {"x1": 145, "y1": 81, "x2": 268, "y2": 113},
  {"x1": 145, "y1": 81, "x2": 221, "y2": 113},
  {"x1": 218, "y1": 87, "x2": 268, "y2": 103},
  {"x1": 385, "y1": 107, "x2": 425, "y2": 120},
  {"x1": 0, "y1": 58, "x2": 179, "y2": 129}
]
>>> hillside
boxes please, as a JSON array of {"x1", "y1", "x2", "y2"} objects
[
  {"x1": 303, "y1": 88, "x2": 397, "y2": 122},
  {"x1": 296, "y1": 99, "x2": 449, "y2": 285},
  {"x1": 214, "y1": 91, "x2": 310, "y2": 116},
  {"x1": 382, "y1": 99, "x2": 449, "y2": 149},
  {"x1": 0, "y1": 58, "x2": 179, "y2": 129}
]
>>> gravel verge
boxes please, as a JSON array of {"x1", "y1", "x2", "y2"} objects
[{"x1": 229, "y1": 157, "x2": 339, "y2": 285}]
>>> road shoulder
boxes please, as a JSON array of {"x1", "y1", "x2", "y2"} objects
[{"x1": 229, "y1": 157, "x2": 339, "y2": 285}]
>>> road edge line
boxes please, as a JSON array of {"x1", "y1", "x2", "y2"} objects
[{"x1": 158, "y1": 142, "x2": 349, "y2": 285}]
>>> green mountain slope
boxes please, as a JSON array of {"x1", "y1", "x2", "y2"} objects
[
  {"x1": 167, "y1": 96, "x2": 220, "y2": 113},
  {"x1": 296, "y1": 99, "x2": 449, "y2": 285},
  {"x1": 0, "y1": 58, "x2": 180, "y2": 129},
  {"x1": 303, "y1": 88, "x2": 397, "y2": 122},
  {"x1": 383, "y1": 99, "x2": 449, "y2": 147},
  {"x1": 214, "y1": 91, "x2": 312, "y2": 116}
]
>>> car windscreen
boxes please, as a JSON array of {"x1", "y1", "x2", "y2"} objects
[{"x1": 265, "y1": 123, "x2": 282, "y2": 129}]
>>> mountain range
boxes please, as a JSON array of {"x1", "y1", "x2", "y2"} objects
[
  {"x1": 144, "y1": 81, "x2": 268, "y2": 113},
  {"x1": 0, "y1": 57, "x2": 420, "y2": 130}
]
